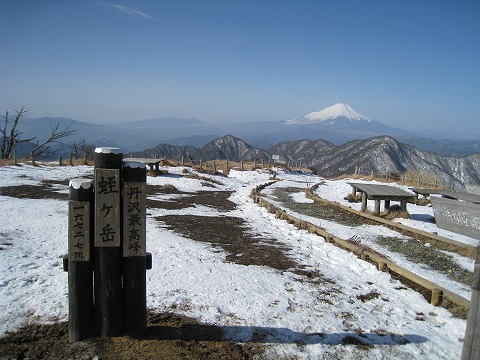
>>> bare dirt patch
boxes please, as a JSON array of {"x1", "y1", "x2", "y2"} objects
[
  {"x1": 147, "y1": 185, "x2": 236, "y2": 212},
  {"x1": 158, "y1": 214, "x2": 298, "y2": 272},
  {"x1": 0, "y1": 182, "x2": 69, "y2": 200},
  {"x1": 0, "y1": 313, "x2": 262, "y2": 360}
]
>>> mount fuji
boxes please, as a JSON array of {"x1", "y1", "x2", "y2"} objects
[
  {"x1": 241, "y1": 103, "x2": 413, "y2": 148},
  {"x1": 285, "y1": 103, "x2": 372, "y2": 125}
]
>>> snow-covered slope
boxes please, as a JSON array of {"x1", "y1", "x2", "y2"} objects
[
  {"x1": 286, "y1": 103, "x2": 371, "y2": 125},
  {"x1": 0, "y1": 164, "x2": 474, "y2": 359}
]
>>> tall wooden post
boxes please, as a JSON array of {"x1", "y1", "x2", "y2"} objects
[
  {"x1": 67, "y1": 178, "x2": 94, "y2": 342},
  {"x1": 122, "y1": 161, "x2": 147, "y2": 335},
  {"x1": 94, "y1": 147, "x2": 123, "y2": 336},
  {"x1": 462, "y1": 244, "x2": 480, "y2": 359}
]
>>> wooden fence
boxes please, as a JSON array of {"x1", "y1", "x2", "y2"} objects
[{"x1": 250, "y1": 185, "x2": 471, "y2": 313}]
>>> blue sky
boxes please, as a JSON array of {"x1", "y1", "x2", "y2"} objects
[{"x1": 1, "y1": 0, "x2": 479, "y2": 135}]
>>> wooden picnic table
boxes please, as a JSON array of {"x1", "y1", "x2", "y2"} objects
[
  {"x1": 348, "y1": 182, "x2": 415, "y2": 215},
  {"x1": 123, "y1": 158, "x2": 164, "y2": 171},
  {"x1": 409, "y1": 187, "x2": 447, "y2": 199}
]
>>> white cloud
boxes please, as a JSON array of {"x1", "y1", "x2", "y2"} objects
[{"x1": 102, "y1": 2, "x2": 158, "y2": 22}]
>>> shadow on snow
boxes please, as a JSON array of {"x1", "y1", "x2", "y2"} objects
[{"x1": 143, "y1": 323, "x2": 427, "y2": 346}]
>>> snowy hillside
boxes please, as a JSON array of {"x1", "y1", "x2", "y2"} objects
[{"x1": 0, "y1": 163, "x2": 475, "y2": 359}]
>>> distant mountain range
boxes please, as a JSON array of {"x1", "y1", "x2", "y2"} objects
[
  {"x1": 7, "y1": 103, "x2": 480, "y2": 187},
  {"x1": 133, "y1": 134, "x2": 480, "y2": 188},
  {"x1": 15, "y1": 103, "x2": 480, "y2": 157}
]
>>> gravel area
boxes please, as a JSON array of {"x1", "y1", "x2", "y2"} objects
[{"x1": 271, "y1": 187, "x2": 377, "y2": 227}]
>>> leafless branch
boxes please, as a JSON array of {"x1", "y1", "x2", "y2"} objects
[
  {"x1": 30, "y1": 122, "x2": 77, "y2": 161},
  {"x1": 1, "y1": 107, "x2": 34, "y2": 159}
]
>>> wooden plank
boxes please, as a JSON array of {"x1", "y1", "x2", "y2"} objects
[
  {"x1": 94, "y1": 168, "x2": 121, "y2": 247},
  {"x1": 123, "y1": 181, "x2": 146, "y2": 257},
  {"x1": 348, "y1": 182, "x2": 414, "y2": 197},
  {"x1": 431, "y1": 197, "x2": 480, "y2": 240},
  {"x1": 69, "y1": 201, "x2": 91, "y2": 261},
  {"x1": 123, "y1": 157, "x2": 162, "y2": 165},
  {"x1": 409, "y1": 188, "x2": 447, "y2": 197}
]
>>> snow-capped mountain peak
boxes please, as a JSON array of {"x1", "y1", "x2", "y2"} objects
[{"x1": 286, "y1": 103, "x2": 371, "y2": 125}]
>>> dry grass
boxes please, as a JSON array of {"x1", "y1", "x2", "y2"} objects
[
  {"x1": 336, "y1": 169, "x2": 444, "y2": 189},
  {"x1": 383, "y1": 204, "x2": 410, "y2": 220},
  {"x1": 403, "y1": 169, "x2": 444, "y2": 188},
  {"x1": 344, "y1": 193, "x2": 362, "y2": 203},
  {"x1": 0, "y1": 159, "x2": 18, "y2": 166}
]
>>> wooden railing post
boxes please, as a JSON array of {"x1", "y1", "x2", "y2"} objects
[
  {"x1": 462, "y1": 245, "x2": 480, "y2": 359},
  {"x1": 93, "y1": 147, "x2": 123, "y2": 337},
  {"x1": 122, "y1": 161, "x2": 148, "y2": 335},
  {"x1": 67, "y1": 178, "x2": 94, "y2": 342}
]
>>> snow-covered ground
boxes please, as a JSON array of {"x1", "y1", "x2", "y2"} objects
[
  {"x1": 0, "y1": 164, "x2": 476, "y2": 359},
  {"x1": 261, "y1": 177, "x2": 476, "y2": 301}
]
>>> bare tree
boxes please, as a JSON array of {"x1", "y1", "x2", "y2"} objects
[
  {"x1": 70, "y1": 138, "x2": 95, "y2": 159},
  {"x1": 30, "y1": 123, "x2": 77, "y2": 164},
  {"x1": 1, "y1": 107, "x2": 35, "y2": 159},
  {"x1": 80, "y1": 138, "x2": 95, "y2": 160},
  {"x1": 70, "y1": 140, "x2": 82, "y2": 159}
]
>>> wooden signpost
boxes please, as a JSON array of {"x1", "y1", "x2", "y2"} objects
[
  {"x1": 94, "y1": 147, "x2": 123, "y2": 337},
  {"x1": 66, "y1": 147, "x2": 150, "y2": 341},
  {"x1": 67, "y1": 178, "x2": 94, "y2": 342},
  {"x1": 122, "y1": 161, "x2": 147, "y2": 335}
]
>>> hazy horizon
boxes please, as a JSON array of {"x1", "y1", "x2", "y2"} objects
[{"x1": 2, "y1": 1, "x2": 479, "y2": 135}]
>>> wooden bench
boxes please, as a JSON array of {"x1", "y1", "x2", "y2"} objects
[
  {"x1": 348, "y1": 182, "x2": 415, "y2": 215},
  {"x1": 409, "y1": 187, "x2": 447, "y2": 200},
  {"x1": 123, "y1": 158, "x2": 163, "y2": 172}
]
